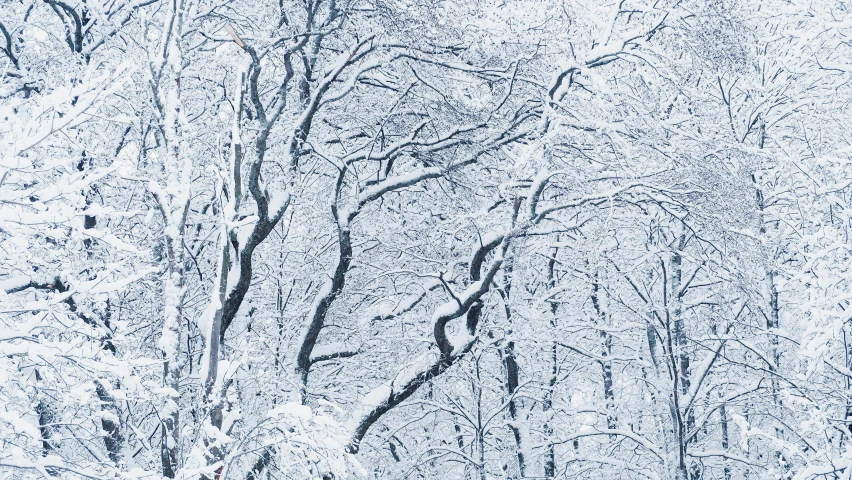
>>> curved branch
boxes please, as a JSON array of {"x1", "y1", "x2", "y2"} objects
[{"x1": 348, "y1": 238, "x2": 505, "y2": 453}]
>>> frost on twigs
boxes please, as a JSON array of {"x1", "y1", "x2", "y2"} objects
[{"x1": 6, "y1": 0, "x2": 852, "y2": 479}]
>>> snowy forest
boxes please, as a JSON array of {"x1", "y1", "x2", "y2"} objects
[{"x1": 4, "y1": 0, "x2": 852, "y2": 479}]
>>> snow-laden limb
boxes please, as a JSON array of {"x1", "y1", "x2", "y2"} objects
[
  {"x1": 158, "y1": 270, "x2": 183, "y2": 360},
  {"x1": 295, "y1": 275, "x2": 338, "y2": 388},
  {"x1": 217, "y1": 59, "x2": 293, "y2": 338},
  {"x1": 76, "y1": 228, "x2": 139, "y2": 252},
  {"x1": 345, "y1": 164, "x2": 576, "y2": 453},
  {"x1": 431, "y1": 276, "x2": 493, "y2": 356},
  {"x1": 357, "y1": 167, "x2": 443, "y2": 206},
  {"x1": 232, "y1": 402, "x2": 364, "y2": 480},
  {"x1": 793, "y1": 461, "x2": 852, "y2": 480},
  {"x1": 285, "y1": 36, "x2": 376, "y2": 169},
  {"x1": 527, "y1": 168, "x2": 552, "y2": 219},
  {"x1": 72, "y1": 266, "x2": 158, "y2": 296},
  {"x1": 346, "y1": 233, "x2": 506, "y2": 453},
  {"x1": 319, "y1": 55, "x2": 396, "y2": 107},
  {"x1": 687, "y1": 450, "x2": 756, "y2": 466},
  {"x1": 0, "y1": 458, "x2": 117, "y2": 480},
  {"x1": 346, "y1": 349, "x2": 447, "y2": 454},
  {"x1": 569, "y1": 455, "x2": 662, "y2": 480},
  {"x1": 343, "y1": 121, "x2": 481, "y2": 167},
  {"x1": 2, "y1": 62, "x2": 134, "y2": 161},
  {"x1": 5, "y1": 1, "x2": 847, "y2": 478},
  {"x1": 0, "y1": 410, "x2": 41, "y2": 440},
  {"x1": 547, "y1": 8, "x2": 667, "y2": 101},
  {"x1": 0, "y1": 275, "x2": 37, "y2": 294},
  {"x1": 0, "y1": 159, "x2": 126, "y2": 205},
  {"x1": 681, "y1": 334, "x2": 729, "y2": 412},
  {"x1": 537, "y1": 428, "x2": 665, "y2": 462},
  {"x1": 197, "y1": 292, "x2": 223, "y2": 391},
  {"x1": 357, "y1": 278, "x2": 442, "y2": 328},
  {"x1": 309, "y1": 341, "x2": 360, "y2": 364},
  {"x1": 293, "y1": 117, "x2": 529, "y2": 396}
]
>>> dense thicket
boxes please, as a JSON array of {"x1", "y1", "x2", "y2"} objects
[{"x1": 3, "y1": 0, "x2": 852, "y2": 479}]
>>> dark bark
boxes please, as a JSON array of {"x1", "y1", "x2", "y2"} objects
[
  {"x1": 43, "y1": 0, "x2": 84, "y2": 53},
  {"x1": 96, "y1": 381, "x2": 123, "y2": 463},
  {"x1": 500, "y1": 198, "x2": 526, "y2": 477},
  {"x1": 245, "y1": 449, "x2": 272, "y2": 480},
  {"x1": 34, "y1": 370, "x2": 54, "y2": 456},
  {"x1": 721, "y1": 403, "x2": 731, "y2": 480},
  {"x1": 671, "y1": 245, "x2": 690, "y2": 398},
  {"x1": 295, "y1": 202, "x2": 353, "y2": 399},
  {"x1": 591, "y1": 276, "x2": 616, "y2": 430},
  {"x1": 347, "y1": 171, "x2": 598, "y2": 454},
  {"x1": 543, "y1": 247, "x2": 558, "y2": 478},
  {"x1": 0, "y1": 21, "x2": 19, "y2": 69},
  {"x1": 161, "y1": 241, "x2": 182, "y2": 479},
  {"x1": 347, "y1": 237, "x2": 505, "y2": 453}
]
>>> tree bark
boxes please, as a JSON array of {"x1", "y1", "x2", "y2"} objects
[{"x1": 543, "y1": 246, "x2": 559, "y2": 479}]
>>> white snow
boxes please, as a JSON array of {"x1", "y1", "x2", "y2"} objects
[
  {"x1": 0, "y1": 276, "x2": 31, "y2": 293},
  {"x1": 359, "y1": 384, "x2": 392, "y2": 410}
]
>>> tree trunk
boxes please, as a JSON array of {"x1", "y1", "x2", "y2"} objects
[
  {"x1": 543, "y1": 246, "x2": 558, "y2": 479},
  {"x1": 161, "y1": 237, "x2": 184, "y2": 479},
  {"x1": 500, "y1": 224, "x2": 525, "y2": 477},
  {"x1": 721, "y1": 403, "x2": 731, "y2": 480},
  {"x1": 591, "y1": 276, "x2": 617, "y2": 430}
]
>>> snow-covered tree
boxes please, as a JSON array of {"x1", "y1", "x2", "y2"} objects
[{"x1": 4, "y1": 0, "x2": 852, "y2": 479}]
